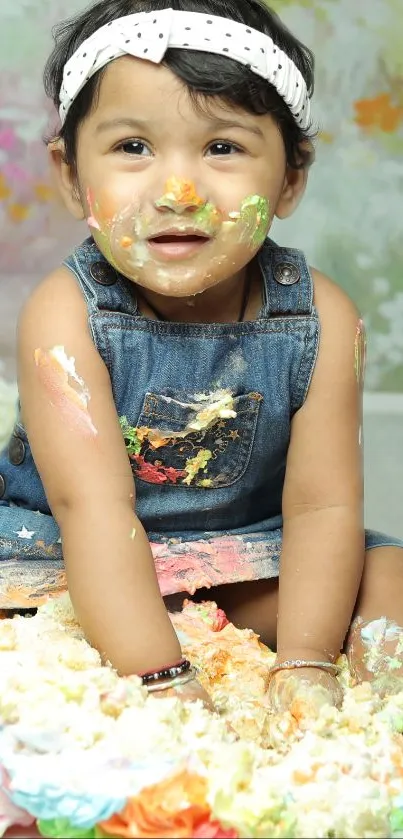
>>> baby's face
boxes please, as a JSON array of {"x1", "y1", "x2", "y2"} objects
[{"x1": 72, "y1": 56, "x2": 293, "y2": 297}]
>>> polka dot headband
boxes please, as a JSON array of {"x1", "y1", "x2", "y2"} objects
[{"x1": 59, "y1": 8, "x2": 311, "y2": 128}]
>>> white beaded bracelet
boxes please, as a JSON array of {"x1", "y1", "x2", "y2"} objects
[{"x1": 266, "y1": 658, "x2": 340, "y2": 684}]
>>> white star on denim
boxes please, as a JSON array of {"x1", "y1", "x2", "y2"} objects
[{"x1": 15, "y1": 526, "x2": 35, "y2": 539}]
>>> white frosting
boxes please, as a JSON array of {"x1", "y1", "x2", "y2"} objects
[
  {"x1": 0, "y1": 595, "x2": 403, "y2": 836},
  {"x1": 48, "y1": 345, "x2": 90, "y2": 409}
]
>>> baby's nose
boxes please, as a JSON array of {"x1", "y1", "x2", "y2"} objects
[{"x1": 154, "y1": 176, "x2": 206, "y2": 214}]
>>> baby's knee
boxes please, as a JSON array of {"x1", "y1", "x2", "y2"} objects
[{"x1": 355, "y1": 545, "x2": 403, "y2": 622}]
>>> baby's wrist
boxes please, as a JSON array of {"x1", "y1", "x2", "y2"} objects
[
  {"x1": 275, "y1": 647, "x2": 337, "y2": 665},
  {"x1": 144, "y1": 664, "x2": 198, "y2": 694},
  {"x1": 268, "y1": 649, "x2": 341, "y2": 684}
]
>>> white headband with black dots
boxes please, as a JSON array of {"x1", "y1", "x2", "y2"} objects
[{"x1": 59, "y1": 7, "x2": 311, "y2": 128}]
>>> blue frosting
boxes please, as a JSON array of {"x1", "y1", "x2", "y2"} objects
[{"x1": 8, "y1": 787, "x2": 126, "y2": 828}]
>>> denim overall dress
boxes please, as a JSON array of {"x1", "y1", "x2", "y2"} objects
[{"x1": 0, "y1": 237, "x2": 401, "y2": 608}]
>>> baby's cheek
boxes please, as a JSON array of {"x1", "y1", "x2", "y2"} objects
[{"x1": 95, "y1": 188, "x2": 125, "y2": 222}]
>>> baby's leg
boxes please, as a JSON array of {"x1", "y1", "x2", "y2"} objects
[
  {"x1": 193, "y1": 578, "x2": 279, "y2": 648},
  {"x1": 346, "y1": 544, "x2": 403, "y2": 694}
]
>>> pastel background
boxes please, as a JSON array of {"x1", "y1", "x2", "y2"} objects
[{"x1": 0, "y1": 0, "x2": 402, "y2": 534}]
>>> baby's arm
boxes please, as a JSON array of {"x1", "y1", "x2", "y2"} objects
[
  {"x1": 17, "y1": 267, "x2": 181, "y2": 675},
  {"x1": 276, "y1": 269, "x2": 364, "y2": 665}
]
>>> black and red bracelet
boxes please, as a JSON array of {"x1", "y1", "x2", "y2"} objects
[{"x1": 140, "y1": 658, "x2": 191, "y2": 686}]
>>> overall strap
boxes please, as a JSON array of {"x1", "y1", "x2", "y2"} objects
[
  {"x1": 258, "y1": 239, "x2": 314, "y2": 317},
  {"x1": 63, "y1": 237, "x2": 139, "y2": 317}
]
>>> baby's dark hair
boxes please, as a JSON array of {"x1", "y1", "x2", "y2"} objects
[{"x1": 44, "y1": 0, "x2": 316, "y2": 171}]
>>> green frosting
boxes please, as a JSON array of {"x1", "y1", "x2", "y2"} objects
[
  {"x1": 192, "y1": 201, "x2": 222, "y2": 233},
  {"x1": 239, "y1": 194, "x2": 270, "y2": 247},
  {"x1": 37, "y1": 818, "x2": 97, "y2": 838},
  {"x1": 91, "y1": 227, "x2": 118, "y2": 271},
  {"x1": 119, "y1": 415, "x2": 143, "y2": 456}
]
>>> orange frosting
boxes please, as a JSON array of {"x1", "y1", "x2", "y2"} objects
[
  {"x1": 99, "y1": 771, "x2": 211, "y2": 838},
  {"x1": 162, "y1": 176, "x2": 204, "y2": 207},
  {"x1": 34, "y1": 349, "x2": 86, "y2": 414}
]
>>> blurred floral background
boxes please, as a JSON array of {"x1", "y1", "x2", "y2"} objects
[{"x1": 1, "y1": 0, "x2": 403, "y2": 391}]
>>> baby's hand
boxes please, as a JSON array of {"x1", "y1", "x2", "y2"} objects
[
  {"x1": 267, "y1": 667, "x2": 343, "y2": 717},
  {"x1": 151, "y1": 678, "x2": 214, "y2": 711}
]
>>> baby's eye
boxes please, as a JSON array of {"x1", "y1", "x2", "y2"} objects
[
  {"x1": 116, "y1": 140, "x2": 152, "y2": 156},
  {"x1": 207, "y1": 142, "x2": 243, "y2": 156}
]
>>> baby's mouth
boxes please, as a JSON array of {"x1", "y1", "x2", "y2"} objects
[{"x1": 146, "y1": 231, "x2": 212, "y2": 261}]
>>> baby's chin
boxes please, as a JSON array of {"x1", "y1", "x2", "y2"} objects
[
  {"x1": 133, "y1": 273, "x2": 222, "y2": 298},
  {"x1": 123, "y1": 263, "x2": 231, "y2": 298}
]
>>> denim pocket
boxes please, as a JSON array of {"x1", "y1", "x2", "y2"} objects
[{"x1": 121, "y1": 390, "x2": 262, "y2": 489}]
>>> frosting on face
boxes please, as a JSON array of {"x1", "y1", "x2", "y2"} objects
[
  {"x1": 155, "y1": 176, "x2": 206, "y2": 212},
  {"x1": 85, "y1": 181, "x2": 271, "y2": 296},
  {"x1": 223, "y1": 195, "x2": 271, "y2": 249}
]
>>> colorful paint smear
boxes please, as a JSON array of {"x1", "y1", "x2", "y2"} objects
[
  {"x1": 151, "y1": 532, "x2": 280, "y2": 596},
  {"x1": 0, "y1": 528, "x2": 280, "y2": 607},
  {"x1": 354, "y1": 93, "x2": 403, "y2": 133},
  {"x1": 119, "y1": 391, "x2": 237, "y2": 487},
  {"x1": 34, "y1": 345, "x2": 98, "y2": 439}
]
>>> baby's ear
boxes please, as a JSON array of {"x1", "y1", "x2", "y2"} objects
[
  {"x1": 48, "y1": 138, "x2": 85, "y2": 221},
  {"x1": 275, "y1": 141, "x2": 313, "y2": 220},
  {"x1": 275, "y1": 164, "x2": 308, "y2": 220}
]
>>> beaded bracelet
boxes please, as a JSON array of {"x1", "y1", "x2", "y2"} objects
[
  {"x1": 266, "y1": 659, "x2": 340, "y2": 684},
  {"x1": 141, "y1": 658, "x2": 191, "y2": 685},
  {"x1": 145, "y1": 665, "x2": 198, "y2": 694}
]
